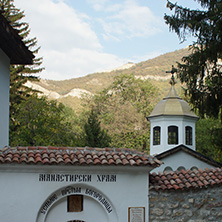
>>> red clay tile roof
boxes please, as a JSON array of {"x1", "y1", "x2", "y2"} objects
[
  {"x1": 0, "y1": 146, "x2": 162, "y2": 167},
  {"x1": 149, "y1": 168, "x2": 222, "y2": 191}
]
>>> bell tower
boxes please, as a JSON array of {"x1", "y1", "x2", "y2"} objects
[{"x1": 147, "y1": 67, "x2": 199, "y2": 155}]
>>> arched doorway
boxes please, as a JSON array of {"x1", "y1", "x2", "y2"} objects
[{"x1": 36, "y1": 185, "x2": 118, "y2": 222}]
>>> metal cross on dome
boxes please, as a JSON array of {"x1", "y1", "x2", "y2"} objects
[{"x1": 166, "y1": 65, "x2": 177, "y2": 85}]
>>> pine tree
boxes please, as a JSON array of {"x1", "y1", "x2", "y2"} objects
[
  {"x1": 164, "y1": 0, "x2": 222, "y2": 120},
  {"x1": 84, "y1": 110, "x2": 110, "y2": 148},
  {"x1": 0, "y1": 0, "x2": 44, "y2": 136}
]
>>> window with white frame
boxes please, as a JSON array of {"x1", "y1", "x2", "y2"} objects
[
  {"x1": 168, "y1": 126, "x2": 178, "y2": 144},
  {"x1": 185, "y1": 126, "x2": 192, "y2": 145},
  {"x1": 153, "y1": 126, "x2": 161, "y2": 145}
]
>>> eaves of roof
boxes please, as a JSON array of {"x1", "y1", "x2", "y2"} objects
[{"x1": 0, "y1": 12, "x2": 34, "y2": 64}]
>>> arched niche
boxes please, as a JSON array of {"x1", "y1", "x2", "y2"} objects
[
  {"x1": 191, "y1": 166, "x2": 198, "y2": 171},
  {"x1": 177, "y1": 166, "x2": 186, "y2": 171},
  {"x1": 163, "y1": 166, "x2": 173, "y2": 172},
  {"x1": 36, "y1": 184, "x2": 118, "y2": 222}
]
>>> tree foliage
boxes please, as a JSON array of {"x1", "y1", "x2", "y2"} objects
[
  {"x1": 196, "y1": 117, "x2": 222, "y2": 163},
  {"x1": 83, "y1": 74, "x2": 158, "y2": 151},
  {"x1": 10, "y1": 95, "x2": 79, "y2": 146},
  {"x1": 83, "y1": 110, "x2": 111, "y2": 148},
  {"x1": 164, "y1": 0, "x2": 222, "y2": 119}
]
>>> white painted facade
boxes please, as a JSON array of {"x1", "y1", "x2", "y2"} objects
[
  {"x1": 0, "y1": 48, "x2": 10, "y2": 148},
  {"x1": 0, "y1": 164, "x2": 152, "y2": 222},
  {"x1": 153, "y1": 150, "x2": 217, "y2": 173},
  {"x1": 149, "y1": 116, "x2": 196, "y2": 155}
]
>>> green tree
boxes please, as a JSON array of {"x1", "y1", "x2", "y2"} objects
[
  {"x1": 164, "y1": 0, "x2": 222, "y2": 119},
  {"x1": 83, "y1": 74, "x2": 158, "y2": 151},
  {"x1": 196, "y1": 117, "x2": 222, "y2": 163},
  {"x1": 83, "y1": 109, "x2": 111, "y2": 148},
  {"x1": 61, "y1": 106, "x2": 87, "y2": 147},
  {"x1": 10, "y1": 95, "x2": 78, "y2": 146},
  {"x1": 0, "y1": 0, "x2": 44, "y2": 130}
]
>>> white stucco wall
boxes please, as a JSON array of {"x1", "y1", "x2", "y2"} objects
[
  {"x1": 0, "y1": 164, "x2": 151, "y2": 222},
  {"x1": 0, "y1": 49, "x2": 10, "y2": 148},
  {"x1": 149, "y1": 116, "x2": 197, "y2": 155},
  {"x1": 152, "y1": 150, "x2": 217, "y2": 173}
]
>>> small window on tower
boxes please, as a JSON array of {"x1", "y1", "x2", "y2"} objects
[
  {"x1": 153, "y1": 126, "x2": 161, "y2": 145},
  {"x1": 67, "y1": 195, "x2": 83, "y2": 212},
  {"x1": 168, "y1": 126, "x2": 178, "y2": 144},
  {"x1": 185, "y1": 126, "x2": 192, "y2": 145}
]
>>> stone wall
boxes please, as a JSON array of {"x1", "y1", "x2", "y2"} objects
[{"x1": 149, "y1": 186, "x2": 222, "y2": 222}]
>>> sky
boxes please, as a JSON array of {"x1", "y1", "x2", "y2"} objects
[{"x1": 14, "y1": 0, "x2": 201, "y2": 80}]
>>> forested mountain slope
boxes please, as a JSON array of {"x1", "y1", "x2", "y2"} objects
[{"x1": 31, "y1": 47, "x2": 189, "y2": 111}]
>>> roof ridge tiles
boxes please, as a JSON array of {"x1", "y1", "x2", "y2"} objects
[
  {"x1": 0, "y1": 146, "x2": 160, "y2": 168},
  {"x1": 0, "y1": 145, "x2": 151, "y2": 154}
]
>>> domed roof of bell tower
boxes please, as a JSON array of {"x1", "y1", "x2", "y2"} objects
[{"x1": 148, "y1": 68, "x2": 198, "y2": 120}]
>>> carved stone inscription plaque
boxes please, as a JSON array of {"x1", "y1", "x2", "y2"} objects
[{"x1": 128, "y1": 207, "x2": 145, "y2": 222}]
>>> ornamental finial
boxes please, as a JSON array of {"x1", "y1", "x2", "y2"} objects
[{"x1": 166, "y1": 65, "x2": 177, "y2": 85}]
